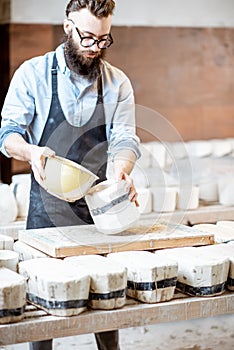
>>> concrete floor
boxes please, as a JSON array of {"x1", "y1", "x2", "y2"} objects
[{"x1": 1, "y1": 314, "x2": 233, "y2": 350}]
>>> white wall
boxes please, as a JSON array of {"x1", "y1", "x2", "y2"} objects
[{"x1": 11, "y1": 0, "x2": 234, "y2": 27}]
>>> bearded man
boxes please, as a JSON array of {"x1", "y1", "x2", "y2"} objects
[{"x1": 0, "y1": 1, "x2": 140, "y2": 349}]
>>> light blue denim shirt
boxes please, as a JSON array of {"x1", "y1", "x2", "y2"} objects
[{"x1": 0, "y1": 44, "x2": 140, "y2": 160}]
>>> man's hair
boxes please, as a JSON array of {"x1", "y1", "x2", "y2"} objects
[{"x1": 66, "y1": 0, "x2": 115, "y2": 18}]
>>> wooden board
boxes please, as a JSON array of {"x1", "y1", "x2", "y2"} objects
[
  {"x1": 18, "y1": 222, "x2": 214, "y2": 258},
  {"x1": 0, "y1": 292, "x2": 233, "y2": 345}
]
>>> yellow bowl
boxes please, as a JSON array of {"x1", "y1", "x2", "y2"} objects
[{"x1": 43, "y1": 156, "x2": 98, "y2": 202}]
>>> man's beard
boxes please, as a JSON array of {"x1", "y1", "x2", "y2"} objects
[{"x1": 64, "y1": 34, "x2": 105, "y2": 82}]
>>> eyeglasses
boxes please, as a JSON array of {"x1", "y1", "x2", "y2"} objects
[{"x1": 68, "y1": 18, "x2": 113, "y2": 49}]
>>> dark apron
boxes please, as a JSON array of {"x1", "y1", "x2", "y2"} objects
[{"x1": 26, "y1": 54, "x2": 108, "y2": 229}]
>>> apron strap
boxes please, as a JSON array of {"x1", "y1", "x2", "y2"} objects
[
  {"x1": 97, "y1": 74, "x2": 103, "y2": 104},
  {"x1": 51, "y1": 54, "x2": 58, "y2": 96},
  {"x1": 51, "y1": 53, "x2": 103, "y2": 103}
]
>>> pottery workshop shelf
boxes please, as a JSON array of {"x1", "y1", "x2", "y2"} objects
[{"x1": 0, "y1": 291, "x2": 233, "y2": 346}]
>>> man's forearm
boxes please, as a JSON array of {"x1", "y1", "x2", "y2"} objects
[
  {"x1": 4, "y1": 133, "x2": 56, "y2": 184},
  {"x1": 4, "y1": 133, "x2": 33, "y2": 161},
  {"x1": 114, "y1": 149, "x2": 137, "y2": 178}
]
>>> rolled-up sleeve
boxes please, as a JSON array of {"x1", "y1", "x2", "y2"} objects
[
  {"x1": 0, "y1": 126, "x2": 27, "y2": 157},
  {"x1": 0, "y1": 62, "x2": 37, "y2": 156},
  {"x1": 106, "y1": 74, "x2": 141, "y2": 160}
]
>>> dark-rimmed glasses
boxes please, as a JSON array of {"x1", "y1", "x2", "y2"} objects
[{"x1": 68, "y1": 18, "x2": 113, "y2": 49}]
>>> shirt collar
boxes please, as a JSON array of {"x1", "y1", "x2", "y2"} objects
[{"x1": 55, "y1": 43, "x2": 68, "y2": 74}]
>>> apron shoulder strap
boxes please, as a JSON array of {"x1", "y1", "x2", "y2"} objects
[
  {"x1": 51, "y1": 53, "x2": 58, "y2": 96},
  {"x1": 97, "y1": 74, "x2": 103, "y2": 104}
]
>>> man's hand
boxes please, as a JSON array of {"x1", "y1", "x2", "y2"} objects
[
  {"x1": 113, "y1": 149, "x2": 139, "y2": 206},
  {"x1": 117, "y1": 171, "x2": 139, "y2": 207},
  {"x1": 29, "y1": 145, "x2": 55, "y2": 185}
]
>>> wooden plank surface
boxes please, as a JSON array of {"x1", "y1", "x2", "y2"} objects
[
  {"x1": 18, "y1": 222, "x2": 214, "y2": 258},
  {"x1": 0, "y1": 292, "x2": 233, "y2": 346}
]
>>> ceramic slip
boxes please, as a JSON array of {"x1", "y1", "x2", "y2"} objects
[{"x1": 85, "y1": 180, "x2": 140, "y2": 234}]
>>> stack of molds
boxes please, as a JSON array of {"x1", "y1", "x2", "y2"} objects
[
  {"x1": 0, "y1": 234, "x2": 14, "y2": 250},
  {"x1": 155, "y1": 247, "x2": 229, "y2": 296},
  {"x1": 107, "y1": 251, "x2": 178, "y2": 303},
  {"x1": 198, "y1": 242, "x2": 234, "y2": 292},
  {"x1": 14, "y1": 240, "x2": 49, "y2": 262},
  {"x1": 192, "y1": 223, "x2": 234, "y2": 243},
  {"x1": 0, "y1": 267, "x2": 26, "y2": 324},
  {"x1": 65, "y1": 255, "x2": 127, "y2": 309},
  {"x1": 0, "y1": 250, "x2": 19, "y2": 272},
  {"x1": 18, "y1": 258, "x2": 90, "y2": 316}
]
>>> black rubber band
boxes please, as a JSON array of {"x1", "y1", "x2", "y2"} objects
[
  {"x1": 27, "y1": 293, "x2": 88, "y2": 309},
  {"x1": 227, "y1": 276, "x2": 234, "y2": 287},
  {"x1": 0, "y1": 305, "x2": 25, "y2": 318},
  {"x1": 127, "y1": 277, "x2": 177, "y2": 291},
  {"x1": 176, "y1": 281, "x2": 226, "y2": 296},
  {"x1": 89, "y1": 288, "x2": 126, "y2": 300}
]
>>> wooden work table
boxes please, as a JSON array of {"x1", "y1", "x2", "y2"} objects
[
  {"x1": 0, "y1": 292, "x2": 233, "y2": 346},
  {"x1": 0, "y1": 204, "x2": 233, "y2": 346}
]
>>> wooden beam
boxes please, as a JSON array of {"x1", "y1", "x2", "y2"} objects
[{"x1": 0, "y1": 292, "x2": 233, "y2": 345}]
